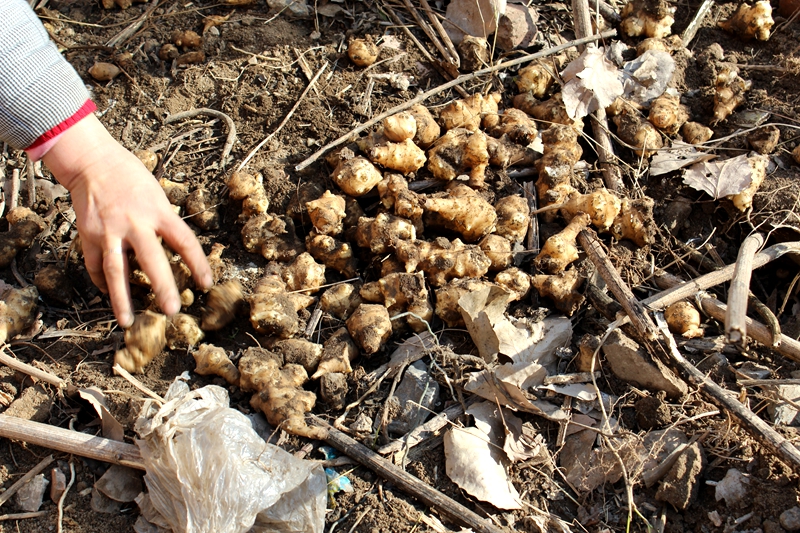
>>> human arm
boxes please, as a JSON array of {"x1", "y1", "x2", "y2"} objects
[{"x1": 0, "y1": 0, "x2": 212, "y2": 327}]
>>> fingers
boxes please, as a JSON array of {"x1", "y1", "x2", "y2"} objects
[
  {"x1": 83, "y1": 244, "x2": 108, "y2": 294},
  {"x1": 160, "y1": 213, "x2": 213, "y2": 290},
  {"x1": 128, "y1": 230, "x2": 181, "y2": 317},
  {"x1": 102, "y1": 245, "x2": 134, "y2": 328}
]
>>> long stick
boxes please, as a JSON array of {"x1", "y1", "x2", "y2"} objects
[
  {"x1": 578, "y1": 229, "x2": 658, "y2": 340},
  {"x1": 0, "y1": 414, "x2": 144, "y2": 470},
  {"x1": 643, "y1": 241, "x2": 800, "y2": 311},
  {"x1": 654, "y1": 313, "x2": 800, "y2": 474},
  {"x1": 0, "y1": 455, "x2": 53, "y2": 508},
  {"x1": 0, "y1": 347, "x2": 65, "y2": 388},
  {"x1": 681, "y1": 0, "x2": 715, "y2": 46},
  {"x1": 312, "y1": 416, "x2": 506, "y2": 533},
  {"x1": 726, "y1": 232, "x2": 765, "y2": 345},
  {"x1": 237, "y1": 63, "x2": 327, "y2": 172},
  {"x1": 295, "y1": 29, "x2": 617, "y2": 171}
]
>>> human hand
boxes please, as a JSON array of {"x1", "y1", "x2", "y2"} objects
[{"x1": 42, "y1": 113, "x2": 213, "y2": 328}]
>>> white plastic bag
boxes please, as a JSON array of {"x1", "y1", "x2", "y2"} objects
[{"x1": 134, "y1": 376, "x2": 326, "y2": 533}]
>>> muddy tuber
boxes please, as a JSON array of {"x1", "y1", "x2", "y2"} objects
[
  {"x1": 423, "y1": 183, "x2": 498, "y2": 242},
  {"x1": 166, "y1": 313, "x2": 205, "y2": 350},
  {"x1": 719, "y1": 1, "x2": 773, "y2": 41},
  {"x1": 664, "y1": 301, "x2": 703, "y2": 338},
  {"x1": 532, "y1": 269, "x2": 585, "y2": 316},
  {"x1": 312, "y1": 327, "x2": 360, "y2": 379},
  {"x1": 0, "y1": 285, "x2": 38, "y2": 345},
  {"x1": 383, "y1": 112, "x2": 417, "y2": 142},
  {"x1": 249, "y1": 273, "x2": 314, "y2": 338},
  {"x1": 427, "y1": 128, "x2": 490, "y2": 187},
  {"x1": 395, "y1": 236, "x2": 492, "y2": 287},
  {"x1": 193, "y1": 343, "x2": 240, "y2": 385},
  {"x1": 355, "y1": 212, "x2": 416, "y2": 254},
  {"x1": 202, "y1": 280, "x2": 243, "y2": 331},
  {"x1": 0, "y1": 207, "x2": 47, "y2": 268},
  {"x1": 226, "y1": 171, "x2": 269, "y2": 221},
  {"x1": 479, "y1": 234, "x2": 513, "y2": 272},
  {"x1": 495, "y1": 267, "x2": 532, "y2": 302},
  {"x1": 712, "y1": 66, "x2": 751, "y2": 125},
  {"x1": 332, "y1": 156, "x2": 384, "y2": 197},
  {"x1": 494, "y1": 195, "x2": 531, "y2": 244},
  {"x1": 272, "y1": 338, "x2": 324, "y2": 375},
  {"x1": 648, "y1": 94, "x2": 689, "y2": 136},
  {"x1": 306, "y1": 232, "x2": 358, "y2": 278},
  {"x1": 535, "y1": 213, "x2": 591, "y2": 274},
  {"x1": 369, "y1": 138, "x2": 427, "y2": 174},
  {"x1": 620, "y1": 0, "x2": 676, "y2": 38},
  {"x1": 348, "y1": 39, "x2": 379, "y2": 67},
  {"x1": 320, "y1": 283, "x2": 363, "y2": 320},
  {"x1": 439, "y1": 93, "x2": 501, "y2": 132},
  {"x1": 114, "y1": 310, "x2": 167, "y2": 374},
  {"x1": 346, "y1": 303, "x2": 393, "y2": 355}
]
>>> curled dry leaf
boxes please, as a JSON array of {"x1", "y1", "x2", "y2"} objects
[
  {"x1": 682, "y1": 153, "x2": 758, "y2": 200},
  {"x1": 649, "y1": 143, "x2": 717, "y2": 176},
  {"x1": 561, "y1": 47, "x2": 624, "y2": 120}
]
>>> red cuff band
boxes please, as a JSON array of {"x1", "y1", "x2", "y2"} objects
[{"x1": 26, "y1": 99, "x2": 97, "y2": 150}]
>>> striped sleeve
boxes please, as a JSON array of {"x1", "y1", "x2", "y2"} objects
[{"x1": 0, "y1": 0, "x2": 92, "y2": 150}]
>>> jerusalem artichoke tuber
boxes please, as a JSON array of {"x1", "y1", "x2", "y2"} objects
[
  {"x1": 193, "y1": 343, "x2": 240, "y2": 385},
  {"x1": 202, "y1": 280, "x2": 243, "y2": 331},
  {"x1": 719, "y1": 1, "x2": 773, "y2": 41},
  {"x1": 531, "y1": 269, "x2": 585, "y2": 316},
  {"x1": 620, "y1": 0, "x2": 676, "y2": 38},
  {"x1": 332, "y1": 156, "x2": 384, "y2": 197},
  {"x1": 534, "y1": 212, "x2": 591, "y2": 274},
  {"x1": 0, "y1": 285, "x2": 38, "y2": 345},
  {"x1": 427, "y1": 128, "x2": 490, "y2": 187},
  {"x1": 423, "y1": 182, "x2": 498, "y2": 242},
  {"x1": 166, "y1": 313, "x2": 205, "y2": 350},
  {"x1": 395, "y1": 236, "x2": 492, "y2": 287},
  {"x1": 664, "y1": 301, "x2": 703, "y2": 338},
  {"x1": 346, "y1": 303, "x2": 393, "y2": 355},
  {"x1": 114, "y1": 310, "x2": 167, "y2": 374}
]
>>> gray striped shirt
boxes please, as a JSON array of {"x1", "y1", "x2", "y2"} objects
[{"x1": 0, "y1": 0, "x2": 90, "y2": 149}]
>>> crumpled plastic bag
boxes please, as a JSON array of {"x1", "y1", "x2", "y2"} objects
[{"x1": 133, "y1": 375, "x2": 326, "y2": 533}]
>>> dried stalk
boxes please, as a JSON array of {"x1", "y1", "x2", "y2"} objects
[
  {"x1": 402, "y1": 0, "x2": 457, "y2": 68},
  {"x1": 654, "y1": 313, "x2": 800, "y2": 474},
  {"x1": 311, "y1": 415, "x2": 507, "y2": 533},
  {"x1": 237, "y1": 63, "x2": 327, "y2": 171},
  {"x1": 295, "y1": 29, "x2": 617, "y2": 171},
  {"x1": 726, "y1": 232, "x2": 765, "y2": 345},
  {"x1": 749, "y1": 292, "x2": 781, "y2": 347},
  {"x1": 165, "y1": 108, "x2": 237, "y2": 168},
  {"x1": 681, "y1": 0, "x2": 715, "y2": 46},
  {"x1": 419, "y1": 0, "x2": 460, "y2": 67},
  {"x1": 106, "y1": 0, "x2": 160, "y2": 47},
  {"x1": 578, "y1": 229, "x2": 658, "y2": 340},
  {"x1": 0, "y1": 346, "x2": 65, "y2": 388}
]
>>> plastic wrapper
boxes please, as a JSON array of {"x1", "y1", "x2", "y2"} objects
[{"x1": 134, "y1": 376, "x2": 326, "y2": 533}]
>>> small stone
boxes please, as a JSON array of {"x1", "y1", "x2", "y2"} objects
[
  {"x1": 655, "y1": 442, "x2": 706, "y2": 510},
  {"x1": 602, "y1": 330, "x2": 688, "y2": 399},
  {"x1": 265, "y1": 0, "x2": 308, "y2": 16},
  {"x1": 15, "y1": 473, "x2": 49, "y2": 512},
  {"x1": 495, "y1": 3, "x2": 538, "y2": 51},
  {"x1": 349, "y1": 412, "x2": 373, "y2": 433},
  {"x1": 714, "y1": 468, "x2": 749, "y2": 506},
  {"x1": 781, "y1": 507, "x2": 800, "y2": 531},
  {"x1": 387, "y1": 361, "x2": 440, "y2": 434},
  {"x1": 764, "y1": 519, "x2": 787, "y2": 533},
  {"x1": 4, "y1": 385, "x2": 53, "y2": 422},
  {"x1": 94, "y1": 465, "x2": 143, "y2": 503},
  {"x1": 320, "y1": 372, "x2": 348, "y2": 410},
  {"x1": 739, "y1": 361, "x2": 773, "y2": 379},
  {"x1": 747, "y1": 125, "x2": 780, "y2": 154},
  {"x1": 443, "y1": 0, "x2": 507, "y2": 44},
  {"x1": 50, "y1": 467, "x2": 67, "y2": 502},
  {"x1": 766, "y1": 384, "x2": 800, "y2": 426}
]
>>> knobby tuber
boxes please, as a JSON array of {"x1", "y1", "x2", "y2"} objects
[
  {"x1": 620, "y1": 0, "x2": 676, "y2": 38},
  {"x1": 515, "y1": 57, "x2": 564, "y2": 98},
  {"x1": 439, "y1": 93, "x2": 501, "y2": 132},
  {"x1": 33, "y1": 264, "x2": 72, "y2": 305},
  {"x1": 348, "y1": 39, "x2": 379, "y2": 67},
  {"x1": 193, "y1": 343, "x2": 240, "y2": 385},
  {"x1": 226, "y1": 171, "x2": 269, "y2": 221},
  {"x1": 395, "y1": 237, "x2": 492, "y2": 287},
  {"x1": 648, "y1": 94, "x2": 689, "y2": 136},
  {"x1": 424, "y1": 183, "x2": 497, "y2": 242},
  {"x1": 527, "y1": 93, "x2": 584, "y2": 129},
  {"x1": 369, "y1": 138, "x2": 427, "y2": 174},
  {"x1": 532, "y1": 269, "x2": 585, "y2": 316},
  {"x1": 248, "y1": 358, "x2": 327, "y2": 439},
  {"x1": 747, "y1": 125, "x2": 780, "y2": 155},
  {"x1": 712, "y1": 66, "x2": 751, "y2": 125},
  {"x1": 202, "y1": 280, "x2": 243, "y2": 331},
  {"x1": 495, "y1": 267, "x2": 532, "y2": 301},
  {"x1": 282, "y1": 252, "x2": 326, "y2": 294},
  {"x1": 383, "y1": 112, "x2": 417, "y2": 142},
  {"x1": 166, "y1": 313, "x2": 204, "y2": 350},
  {"x1": 434, "y1": 278, "x2": 495, "y2": 327},
  {"x1": 561, "y1": 188, "x2": 622, "y2": 233},
  {"x1": 664, "y1": 301, "x2": 703, "y2": 338},
  {"x1": 494, "y1": 195, "x2": 531, "y2": 244},
  {"x1": 457, "y1": 36, "x2": 489, "y2": 72},
  {"x1": 0, "y1": 207, "x2": 47, "y2": 268},
  {"x1": 184, "y1": 189, "x2": 220, "y2": 231},
  {"x1": 159, "y1": 178, "x2": 188, "y2": 206},
  {"x1": 536, "y1": 125, "x2": 582, "y2": 218},
  {"x1": 332, "y1": 156, "x2": 384, "y2": 197},
  {"x1": 487, "y1": 108, "x2": 538, "y2": 146},
  {"x1": 427, "y1": 128, "x2": 490, "y2": 187},
  {"x1": 242, "y1": 214, "x2": 304, "y2": 262},
  {"x1": 346, "y1": 304, "x2": 393, "y2": 355},
  {"x1": 306, "y1": 232, "x2": 358, "y2": 277},
  {"x1": 272, "y1": 338, "x2": 324, "y2": 374},
  {"x1": 718, "y1": 1, "x2": 773, "y2": 41},
  {"x1": 682, "y1": 122, "x2": 714, "y2": 145},
  {"x1": 306, "y1": 190, "x2": 345, "y2": 236},
  {"x1": 238, "y1": 347, "x2": 283, "y2": 391},
  {"x1": 378, "y1": 174, "x2": 424, "y2": 230},
  {"x1": 613, "y1": 104, "x2": 664, "y2": 157},
  {"x1": 408, "y1": 104, "x2": 441, "y2": 148},
  {"x1": 249, "y1": 273, "x2": 314, "y2": 338},
  {"x1": 0, "y1": 285, "x2": 38, "y2": 345},
  {"x1": 480, "y1": 234, "x2": 513, "y2": 271},
  {"x1": 355, "y1": 212, "x2": 416, "y2": 254},
  {"x1": 361, "y1": 272, "x2": 433, "y2": 332},
  {"x1": 114, "y1": 310, "x2": 167, "y2": 374},
  {"x1": 612, "y1": 197, "x2": 656, "y2": 247},
  {"x1": 88, "y1": 62, "x2": 121, "y2": 82},
  {"x1": 535, "y1": 213, "x2": 591, "y2": 274},
  {"x1": 312, "y1": 327, "x2": 360, "y2": 379},
  {"x1": 320, "y1": 283, "x2": 362, "y2": 320}
]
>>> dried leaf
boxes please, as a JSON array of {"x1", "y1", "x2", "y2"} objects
[
  {"x1": 444, "y1": 402, "x2": 522, "y2": 510},
  {"x1": 78, "y1": 387, "x2": 125, "y2": 442},
  {"x1": 540, "y1": 383, "x2": 597, "y2": 402},
  {"x1": 315, "y1": 3, "x2": 342, "y2": 16},
  {"x1": 503, "y1": 413, "x2": 549, "y2": 464},
  {"x1": 650, "y1": 143, "x2": 717, "y2": 176},
  {"x1": 561, "y1": 47, "x2": 624, "y2": 120},
  {"x1": 682, "y1": 154, "x2": 754, "y2": 199}
]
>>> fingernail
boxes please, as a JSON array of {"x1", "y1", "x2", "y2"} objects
[
  {"x1": 201, "y1": 273, "x2": 213, "y2": 290},
  {"x1": 163, "y1": 297, "x2": 180, "y2": 316}
]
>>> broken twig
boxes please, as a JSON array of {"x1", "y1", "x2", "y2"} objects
[
  {"x1": 726, "y1": 232, "x2": 765, "y2": 346},
  {"x1": 165, "y1": 108, "x2": 237, "y2": 168},
  {"x1": 0, "y1": 346, "x2": 64, "y2": 388},
  {"x1": 0, "y1": 455, "x2": 53, "y2": 508}
]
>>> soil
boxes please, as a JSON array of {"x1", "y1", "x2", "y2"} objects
[{"x1": 3, "y1": 0, "x2": 800, "y2": 532}]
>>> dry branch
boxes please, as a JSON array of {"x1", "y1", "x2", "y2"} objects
[
  {"x1": 726, "y1": 232, "x2": 765, "y2": 346},
  {"x1": 0, "y1": 414, "x2": 145, "y2": 470},
  {"x1": 578, "y1": 229, "x2": 658, "y2": 340},
  {"x1": 0, "y1": 346, "x2": 65, "y2": 388},
  {"x1": 295, "y1": 29, "x2": 617, "y2": 171},
  {"x1": 165, "y1": 108, "x2": 237, "y2": 168},
  {"x1": 312, "y1": 415, "x2": 507, "y2": 533},
  {"x1": 106, "y1": 0, "x2": 160, "y2": 47},
  {"x1": 654, "y1": 314, "x2": 800, "y2": 474},
  {"x1": 0, "y1": 455, "x2": 53, "y2": 508},
  {"x1": 681, "y1": 0, "x2": 715, "y2": 46},
  {"x1": 643, "y1": 241, "x2": 800, "y2": 311}
]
